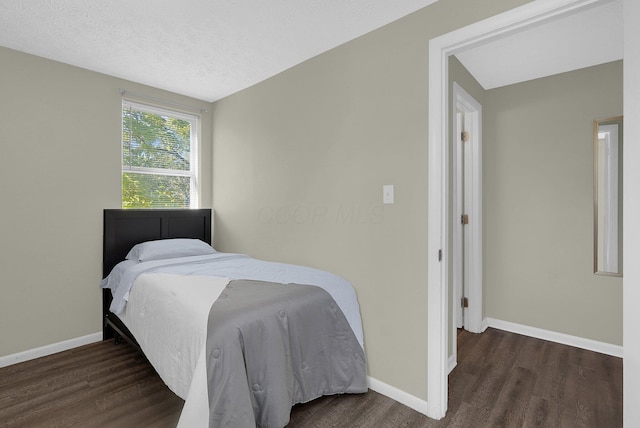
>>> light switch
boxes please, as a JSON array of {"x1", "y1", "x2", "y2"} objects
[{"x1": 383, "y1": 185, "x2": 394, "y2": 204}]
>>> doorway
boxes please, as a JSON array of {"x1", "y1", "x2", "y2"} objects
[{"x1": 426, "y1": 0, "x2": 611, "y2": 419}]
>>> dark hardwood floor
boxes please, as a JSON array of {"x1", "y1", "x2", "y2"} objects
[{"x1": 0, "y1": 328, "x2": 622, "y2": 427}]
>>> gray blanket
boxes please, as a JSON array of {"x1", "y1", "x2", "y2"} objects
[{"x1": 206, "y1": 279, "x2": 367, "y2": 428}]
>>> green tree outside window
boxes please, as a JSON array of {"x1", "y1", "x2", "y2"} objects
[{"x1": 122, "y1": 102, "x2": 198, "y2": 208}]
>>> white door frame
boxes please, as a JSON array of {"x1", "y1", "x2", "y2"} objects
[
  {"x1": 426, "y1": 0, "x2": 612, "y2": 419},
  {"x1": 452, "y1": 82, "x2": 483, "y2": 349}
]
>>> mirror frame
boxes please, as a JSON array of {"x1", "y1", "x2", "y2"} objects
[{"x1": 594, "y1": 116, "x2": 623, "y2": 277}]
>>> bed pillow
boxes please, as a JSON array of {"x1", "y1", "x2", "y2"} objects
[{"x1": 126, "y1": 238, "x2": 216, "y2": 262}]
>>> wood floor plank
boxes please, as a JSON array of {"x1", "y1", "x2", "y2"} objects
[
  {"x1": 486, "y1": 366, "x2": 537, "y2": 427},
  {"x1": 559, "y1": 361, "x2": 580, "y2": 427},
  {"x1": 522, "y1": 395, "x2": 550, "y2": 427},
  {"x1": 462, "y1": 330, "x2": 520, "y2": 414},
  {"x1": 597, "y1": 377, "x2": 623, "y2": 428},
  {"x1": 531, "y1": 339, "x2": 569, "y2": 399},
  {"x1": 569, "y1": 345, "x2": 598, "y2": 371},
  {"x1": 575, "y1": 366, "x2": 599, "y2": 427},
  {"x1": 288, "y1": 395, "x2": 336, "y2": 426},
  {"x1": 445, "y1": 369, "x2": 476, "y2": 416},
  {"x1": 438, "y1": 401, "x2": 488, "y2": 428},
  {"x1": 0, "y1": 329, "x2": 622, "y2": 427},
  {"x1": 345, "y1": 392, "x2": 398, "y2": 428},
  {"x1": 455, "y1": 328, "x2": 500, "y2": 376},
  {"x1": 306, "y1": 390, "x2": 402, "y2": 428},
  {"x1": 375, "y1": 401, "x2": 428, "y2": 428},
  {"x1": 514, "y1": 335, "x2": 547, "y2": 372}
]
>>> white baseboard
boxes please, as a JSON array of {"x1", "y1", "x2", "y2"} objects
[
  {"x1": 447, "y1": 354, "x2": 457, "y2": 374},
  {"x1": 368, "y1": 376, "x2": 428, "y2": 416},
  {"x1": 371, "y1": 318, "x2": 621, "y2": 415},
  {"x1": 481, "y1": 317, "x2": 489, "y2": 332},
  {"x1": 486, "y1": 318, "x2": 623, "y2": 358},
  {"x1": 0, "y1": 332, "x2": 103, "y2": 368}
]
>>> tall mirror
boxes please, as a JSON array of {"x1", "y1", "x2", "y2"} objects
[{"x1": 594, "y1": 116, "x2": 623, "y2": 276}]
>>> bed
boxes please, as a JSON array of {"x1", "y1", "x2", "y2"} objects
[{"x1": 101, "y1": 209, "x2": 367, "y2": 427}]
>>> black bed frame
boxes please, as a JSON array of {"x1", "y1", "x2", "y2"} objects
[{"x1": 102, "y1": 209, "x2": 212, "y2": 348}]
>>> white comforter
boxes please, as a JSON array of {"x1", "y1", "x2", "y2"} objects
[
  {"x1": 120, "y1": 274, "x2": 226, "y2": 427},
  {"x1": 105, "y1": 253, "x2": 364, "y2": 346},
  {"x1": 107, "y1": 254, "x2": 365, "y2": 427}
]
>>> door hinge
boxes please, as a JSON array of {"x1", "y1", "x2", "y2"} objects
[
  {"x1": 461, "y1": 214, "x2": 469, "y2": 225},
  {"x1": 438, "y1": 249, "x2": 443, "y2": 262},
  {"x1": 461, "y1": 131, "x2": 470, "y2": 142},
  {"x1": 462, "y1": 297, "x2": 469, "y2": 308}
]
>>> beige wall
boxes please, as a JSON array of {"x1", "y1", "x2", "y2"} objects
[
  {"x1": 0, "y1": 46, "x2": 213, "y2": 357},
  {"x1": 484, "y1": 60, "x2": 623, "y2": 345},
  {"x1": 212, "y1": 0, "x2": 531, "y2": 400}
]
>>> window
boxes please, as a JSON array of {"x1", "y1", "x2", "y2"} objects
[{"x1": 122, "y1": 101, "x2": 198, "y2": 208}]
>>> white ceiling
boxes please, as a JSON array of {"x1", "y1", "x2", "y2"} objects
[
  {"x1": 0, "y1": 1, "x2": 623, "y2": 102},
  {"x1": 455, "y1": 0, "x2": 623, "y2": 90},
  {"x1": 0, "y1": 0, "x2": 438, "y2": 102}
]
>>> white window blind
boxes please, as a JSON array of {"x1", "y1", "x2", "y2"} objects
[{"x1": 122, "y1": 101, "x2": 198, "y2": 208}]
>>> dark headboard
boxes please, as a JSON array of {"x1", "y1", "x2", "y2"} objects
[
  {"x1": 102, "y1": 209, "x2": 212, "y2": 342},
  {"x1": 103, "y1": 209, "x2": 212, "y2": 277}
]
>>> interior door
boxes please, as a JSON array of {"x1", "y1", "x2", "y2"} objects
[
  {"x1": 452, "y1": 81, "x2": 483, "y2": 340},
  {"x1": 455, "y1": 110, "x2": 472, "y2": 329},
  {"x1": 455, "y1": 110, "x2": 466, "y2": 329}
]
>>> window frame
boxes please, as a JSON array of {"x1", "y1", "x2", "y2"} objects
[{"x1": 121, "y1": 99, "x2": 200, "y2": 209}]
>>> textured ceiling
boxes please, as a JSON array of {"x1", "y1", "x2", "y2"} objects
[
  {"x1": 0, "y1": 1, "x2": 623, "y2": 101},
  {"x1": 456, "y1": 0, "x2": 623, "y2": 89},
  {"x1": 0, "y1": 0, "x2": 438, "y2": 102}
]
